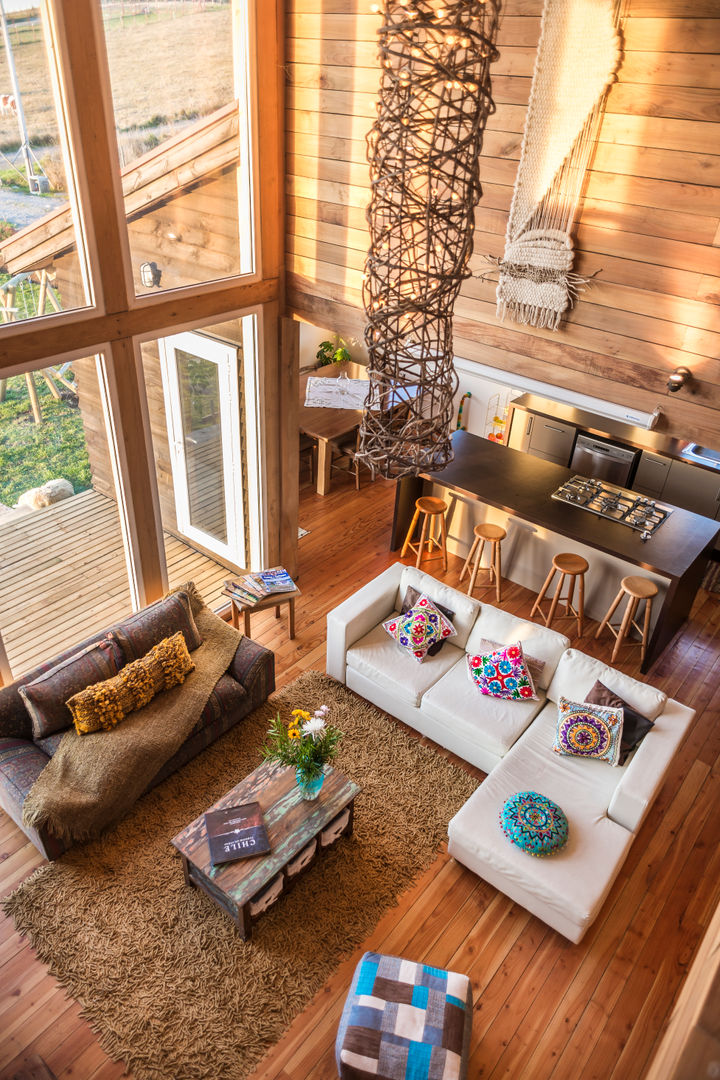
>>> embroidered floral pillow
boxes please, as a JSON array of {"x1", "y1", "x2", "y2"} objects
[
  {"x1": 382, "y1": 594, "x2": 456, "y2": 663},
  {"x1": 466, "y1": 642, "x2": 537, "y2": 701},
  {"x1": 553, "y1": 696, "x2": 624, "y2": 766}
]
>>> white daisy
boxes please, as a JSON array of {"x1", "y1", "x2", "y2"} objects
[{"x1": 302, "y1": 716, "x2": 326, "y2": 740}]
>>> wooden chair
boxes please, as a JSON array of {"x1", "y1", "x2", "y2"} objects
[
  {"x1": 401, "y1": 496, "x2": 448, "y2": 570},
  {"x1": 595, "y1": 575, "x2": 658, "y2": 664},
  {"x1": 459, "y1": 522, "x2": 506, "y2": 602},
  {"x1": 299, "y1": 433, "x2": 316, "y2": 485},
  {"x1": 531, "y1": 552, "x2": 589, "y2": 636},
  {"x1": 329, "y1": 427, "x2": 366, "y2": 490}
]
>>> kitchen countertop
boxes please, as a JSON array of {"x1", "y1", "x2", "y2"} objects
[
  {"x1": 421, "y1": 431, "x2": 719, "y2": 581},
  {"x1": 509, "y1": 393, "x2": 720, "y2": 474}
]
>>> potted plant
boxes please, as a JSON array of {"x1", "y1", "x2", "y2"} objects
[
  {"x1": 316, "y1": 337, "x2": 352, "y2": 371},
  {"x1": 263, "y1": 705, "x2": 343, "y2": 800}
]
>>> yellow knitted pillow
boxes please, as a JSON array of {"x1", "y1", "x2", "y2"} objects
[{"x1": 67, "y1": 632, "x2": 195, "y2": 735}]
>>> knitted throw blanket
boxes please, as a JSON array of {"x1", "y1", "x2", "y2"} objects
[
  {"x1": 496, "y1": 0, "x2": 621, "y2": 329},
  {"x1": 22, "y1": 584, "x2": 243, "y2": 845}
]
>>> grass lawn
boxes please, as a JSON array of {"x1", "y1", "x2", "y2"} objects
[{"x1": 0, "y1": 372, "x2": 91, "y2": 507}]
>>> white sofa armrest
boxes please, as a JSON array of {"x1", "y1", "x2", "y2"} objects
[
  {"x1": 326, "y1": 563, "x2": 405, "y2": 683},
  {"x1": 608, "y1": 697, "x2": 695, "y2": 833}
]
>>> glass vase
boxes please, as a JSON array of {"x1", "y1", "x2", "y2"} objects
[{"x1": 295, "y1": 766, "x2": 325, "y2": 801}]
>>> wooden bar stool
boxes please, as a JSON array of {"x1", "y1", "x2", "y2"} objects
[
  {"x1": 595, "y1": 575, "x2": 658, "y2": 664},
  {"x1": 460, "y1": 523, "x2": 506, "y2": 601},
  {"x1": 531, "y1": 552, "x2": 589, "y2": 636},
  {"x1": 401, "y1": 496, "x2": 448, "y2": 570}
]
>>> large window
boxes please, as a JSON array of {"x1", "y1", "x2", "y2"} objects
[{"x1": 0, "y1": 0, "x2": 281, "y2": 681}]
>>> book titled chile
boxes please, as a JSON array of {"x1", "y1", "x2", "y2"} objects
[{"x1": 204, "y1": 802, "x2": 271, "y2": 866}]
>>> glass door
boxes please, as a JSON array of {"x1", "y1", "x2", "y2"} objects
[{"x1": 159, "y1": 331, "x2": 245, "y2": 565}]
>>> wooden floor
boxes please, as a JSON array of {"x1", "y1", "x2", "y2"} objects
[
  {"x1": 0, "y1": 488, "x2": 233, "y2": 679},
  {"x1": 1, "y1": 468, "x2": 719, "y2": 1080}
]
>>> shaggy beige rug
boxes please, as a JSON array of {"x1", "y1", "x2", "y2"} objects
[{"x1": 3, "y1": 670, "x2": 478, "y2": 1080}]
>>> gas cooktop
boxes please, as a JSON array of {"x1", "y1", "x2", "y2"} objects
[{"x1": 551, "y1": 476, "x2": 673, "y2": 539}]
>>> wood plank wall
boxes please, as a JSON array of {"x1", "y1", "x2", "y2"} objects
[{"x1": 285, "y1": 0, "x2": 720, "y2": 446}]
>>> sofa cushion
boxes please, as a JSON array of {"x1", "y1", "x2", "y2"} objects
[
  {"x1": 110, "y1": 590, "x2": 203, "y2": 662},
  {"x1": 68, "y1": 632, "x2": 195, "y2": 735},
  {"x1": 546, "y1": 649, "x2": 667, "y2": 720},
  {"x1": 400, "y1": 585, "x2": 455, "y2": 657},
  {"x1": 0, "y1": 737, "x2": 51, "y2": 806},
  {"x1": 347, "y1": 619, "x2": 463, "y2": 707},
  {"x1": 585, "y1": 680, "x2": 654, "y2": 766},
  {"x1": 471, "y1": 636, "x2": 546, "y2": 689},
  {"x1": 18, "y1": 639, "x2": 123, "y2": 740},
  {"x1": 422, "y1": 657, "x2": 546, "y2": 760},
  {"x1": 382, "y1": 595, "x2": 456, "y2": 663},
  {"x1": 499, "y1": 791, "x2": 568, "y2": 857},
  {"x1": 467, "y1": 644, "x2": 537, "y2": 701},
  {"x1": 396, "y1": 567, "x2": 480, "y2": 649},
  {"x1": 465, "y1": 605, "x2": 569, "y2": 691},
  {"x1": 553, "y1": 696, "x2": 624, "y2": 767}
]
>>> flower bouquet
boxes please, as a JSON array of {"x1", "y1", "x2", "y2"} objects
[{"x1": 262, "y1": 705, "x2": 343, "y2": 799}]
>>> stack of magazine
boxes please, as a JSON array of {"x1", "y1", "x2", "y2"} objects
[{"x1": 223, "y1": 566, "x2": 296, "y2": 607}]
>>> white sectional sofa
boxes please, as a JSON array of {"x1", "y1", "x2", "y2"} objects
[{"x1": 326, "y1": 563, "x2": 695, "y2": 943}]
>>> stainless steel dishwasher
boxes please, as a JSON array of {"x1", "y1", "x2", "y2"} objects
[{"x1": 569, "y1": 434, "x2": 639, "y2": 486}]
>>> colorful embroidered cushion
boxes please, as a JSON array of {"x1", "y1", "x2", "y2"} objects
[
  {"x1": 466, "y1": 642, "x2": 537, "y2": 700},
  {"x1": 401, "y1": 585, "x2": 455, "y2": 657},
  {"x1": 584, "y1": 680, "x2": 653, "y2": 765},
  {"x1": 553, "y1": 695, "x2": 624, "y2": 766},
  {"x1": 382, "y1": 594, "x2": 456, "y2": 663},
  {"x1": 472, "y1": 636, "x2": 546, "y2": 688},
  {"x1": 500, "y1": 791, "x2": 568, "y2": 857},
  {"x1": 67, "y1": 632, "x2": 195, "y2": 735},
  {"x1": 19, "y1": 639, "x2": 123, "y2": 740}
]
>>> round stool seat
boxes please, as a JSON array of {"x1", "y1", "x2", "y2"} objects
[
  {"x1": 553, "y1": 553, "x2": 589, "y2": 575},
  {"x1": 621, "y1": 575, "x2": 659, "y2": 600},
  {"x1": 473, "y1": 522, "x2": 507, "y2": 542},
  {"x1": 416, "y1": 496, "x2": 447, "y2": 515}
]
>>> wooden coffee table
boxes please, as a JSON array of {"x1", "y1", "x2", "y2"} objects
[
  {"x1": 223, "y1": 583, "x2": 301, "y2": 640},
  {"x1": 171, "y1": 760, "x2": 360, "y2": 939}
]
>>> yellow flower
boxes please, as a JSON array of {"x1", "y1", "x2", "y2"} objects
[
  {"x1": 291, "y1": 709, "x2": 311, "y2": 723},
  {"x1": 288, "y1": 728, "x2": 300, "y2": 740}
]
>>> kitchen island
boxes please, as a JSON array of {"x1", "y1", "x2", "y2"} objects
[{"x1": 392, "y1": 431, "x2": 719, "y2": 673}]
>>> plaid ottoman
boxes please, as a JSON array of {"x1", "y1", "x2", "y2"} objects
[{"x1": 335, "y1": 951, "x2": 473, "y2": 1079}]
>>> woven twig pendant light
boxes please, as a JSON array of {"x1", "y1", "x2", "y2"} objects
[{"x1": 358, "y1": 0, "x2": 500, "y2": 479}]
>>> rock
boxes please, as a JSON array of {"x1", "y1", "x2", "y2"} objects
[{"x1": 17, "y1": 479, "x2": 74, "y2": 510}]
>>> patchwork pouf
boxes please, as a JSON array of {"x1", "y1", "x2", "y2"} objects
[
  {"x1": 335, "y1": 950, "x2": 473, "y2": 1079},
  {"x1": 500, "y1": 791, "x2": 569, "y2": 857}
]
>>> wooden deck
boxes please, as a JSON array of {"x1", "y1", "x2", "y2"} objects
[{"x1": 0, "y1": 487, "x2": 232, "y2": 678}]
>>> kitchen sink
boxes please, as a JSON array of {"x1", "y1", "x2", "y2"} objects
[{"x1": 683, "y1": 444, "x2": 720, "y2": 466}]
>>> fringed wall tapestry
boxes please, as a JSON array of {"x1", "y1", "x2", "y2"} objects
[
  {"x1": 358, "y1": 0, "x2": 500, "y2": 479},
  {"x1": 495, "y1": 0, "x2": 622, "y2": 330}
]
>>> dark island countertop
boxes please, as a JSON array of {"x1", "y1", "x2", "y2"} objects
[
  {"x1": 392, "y1": 432, "x2": 719, "y2": 673},
  {"x1": 420, "y1": 431, "x2": 719, "y2": 582}
]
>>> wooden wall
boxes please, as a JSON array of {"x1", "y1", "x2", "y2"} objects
[{"x1": 285, "y1": 0, "x2": 720, "y2": 446}]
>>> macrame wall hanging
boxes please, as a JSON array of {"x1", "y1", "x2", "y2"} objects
[
  {"x1": 358, "y1": 0, "x2": 500, "y2": 479},
  {"x1": 495, "y1": 0, "x2": 622, "y2": 330}
]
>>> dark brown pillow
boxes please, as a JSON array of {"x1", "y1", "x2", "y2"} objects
[
  {"x1": 401, "y1": 586, "x2": 455, "y2": 657},
  {"x1": 584, "y1": 680, "x2": 654, "y2": 766},
  {"x1": 110, "y1": 590, "x2": 202, "y2": 662},
  {"x1": 19, "y1": 639, "x2": 122, "y2": 740}
]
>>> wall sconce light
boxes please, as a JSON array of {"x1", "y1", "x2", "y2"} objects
[
  {"x1": 140, "y1": 261, "x2": 162, "y2": 289},
  {"x1": 667, "y1": 366, "x2": 692, "y2": 393}
]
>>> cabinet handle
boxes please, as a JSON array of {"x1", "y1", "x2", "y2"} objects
[
  {"x1": 544, "y1": 424, "x2": 566, "y2": 434},
  {"x1": 525, "y1": 417, "x2": 533, "y2": 436}
]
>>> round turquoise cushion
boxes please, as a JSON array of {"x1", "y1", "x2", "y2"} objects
[{"x1": 500, "y1": 791, "x2": 568, "y2": 857}]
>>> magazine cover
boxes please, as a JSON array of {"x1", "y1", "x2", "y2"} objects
[
  {"x1": 257, "y1": 566, "x2": 295, "y2": 594},
  {"x1": 223, "y1": 579, "x2": 260, "y2": 606},
  {"x1": 204, "y1": 802, "x2": 271, "y2": 865}
]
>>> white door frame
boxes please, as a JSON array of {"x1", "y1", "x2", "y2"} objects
[{"x1": 159, "y1": 330, "x2": 245, "y2": 565}]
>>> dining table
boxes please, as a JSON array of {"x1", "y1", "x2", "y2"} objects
[{"x1": 299, "y1": 370, "x2": 366, "y2": 495}]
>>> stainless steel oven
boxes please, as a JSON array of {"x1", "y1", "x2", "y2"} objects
[{"x1": 569, "y1": 434, "x2": 639, "y2": 487}]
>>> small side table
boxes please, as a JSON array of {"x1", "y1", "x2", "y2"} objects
[{"x1": 224, "y1": 585, "x2": 301, "y2": 640}]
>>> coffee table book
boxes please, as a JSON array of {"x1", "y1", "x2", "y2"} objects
[
  {"x1": 204, "y1": 802, "x2": 270, "y2": 866},
  {"x1": 171, "y1": 761, "x2": 360, "y2": 939}
]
